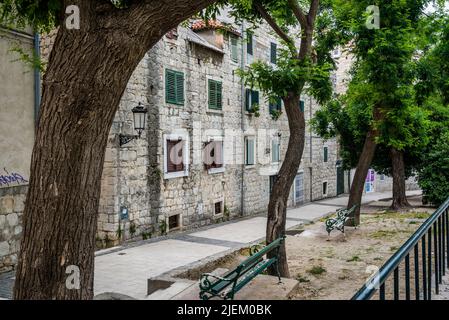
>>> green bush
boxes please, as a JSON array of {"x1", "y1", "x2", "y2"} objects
[{"x1": 417, "y1": 132, "x2": 449, "y2": 206}]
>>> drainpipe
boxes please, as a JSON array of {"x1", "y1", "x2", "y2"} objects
[
  {"x1": 33, "y1": 33, "x2": 41, "y2": 126},
  {"x1": 240, "y1": 21, "x2": 245, "y2": 216}
]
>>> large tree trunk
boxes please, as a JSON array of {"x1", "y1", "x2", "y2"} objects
[
  {"x1": 266, "y1": 93, "x2": 305, "y2": 278},
  {"x1": 390, "y1": 148, "x2": 411, "y2": 210},
  {"x1": 346, "y1": 128, "x2": 378, "y2": 226},
  {"x1": 14, "y1": 0, "x2": 216, "y2": 300}
]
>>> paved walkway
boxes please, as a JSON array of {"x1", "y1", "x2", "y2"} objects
[{"x1": 94, "y1": 190, "x2": 421, "y2": 299}]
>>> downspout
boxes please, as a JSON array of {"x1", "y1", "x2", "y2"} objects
[
  {"x1": 33, "y1": 33, "x2": 41, "y2": 126},
  {"x1": 240, "y1": 21, "x2": 245, "y2": 216},
  {"x1": 309, "y1": 96, "x2": 313, "y2": 202}
]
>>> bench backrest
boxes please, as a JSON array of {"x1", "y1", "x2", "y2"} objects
[{"x1": 239, "y1": 236, "x2": 285, "y2": 271}]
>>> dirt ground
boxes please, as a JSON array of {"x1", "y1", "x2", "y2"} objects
[
  {"x1": 177, "y1": 195, "x2": 437, "y2": 300},
  {"x1": 288, "y1": 195, "x2": 435, "y2": 300}
]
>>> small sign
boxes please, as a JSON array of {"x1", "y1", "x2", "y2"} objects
[{"x1": 120, "y1": 206, "x2": 129, "y2": 220}]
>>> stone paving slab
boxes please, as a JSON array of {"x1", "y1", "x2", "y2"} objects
[
  {"x1": 286, "y1": 204, "x2": 341, "y2": 222},
  {"x1": 188, "y1": 217, "x2": 300, "y2": 243},
  {"x1": 94, "y1": 239, "x2": 228, "y2": 299}
]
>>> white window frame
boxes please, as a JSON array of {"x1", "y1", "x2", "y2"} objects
[
  {"x1": 212, "y1": 198, "x2": 225, "y2": 217},
  {"x1": 206, "y1": 136, "x2": 225, "y2": 174},
  {"x1": 244, "y1": 136, "x2": 256, "y2": 166},
  {"x1": 167, "y1": 213, "x2": 182, "y2": 232},
  {"x1": 163, "y1": 133, "x2": 189, "y2": 179}
]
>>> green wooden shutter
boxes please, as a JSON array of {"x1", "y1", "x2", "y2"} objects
[
  {"x1": 252, "y1": 90, "x2": 259, "y2": 106},
  {"x1": 166, "y1": 69, "x2": 184, "y2": 105},
  {"x1": 231, "y1": 36, "x2": 238, "y2": 62},
  {"x1": 245, "y1": 89, "x2": 251, "y2": 111},
  {"x1": 216, "y1": 81, "x2": 222, "y2": 109},
  {"x1": 247, "y1": 32, "x2": 253, "y2": 55},
  {"x1": 175, "y1": 72, "x2": 184, "y2": 105},
  {"x1": 246, "y1": 139, "x2": 255, "y2": 165},
  {"x1": 165, "y1": 69, "x2": 177, "y2": 104},
  {"x1": 208, "y1": 80, "x2": 217, "y2": 109},
  {"x1": 324, "y1": 146, "x2": 328, "y2": 162},
  {"x1": 270, "y1": 42, "x2": 277, "y2": 64},
  {"x1": 208, "y1": 80, "x2": 222, "y2": 110},
  {"x1": 300, "y1": 100, "x2": 305, "y2": 112}
]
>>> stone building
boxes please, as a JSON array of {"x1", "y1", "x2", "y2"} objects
[{"x1": 96, "y1": 18, "x2": 343, "y2": 246}]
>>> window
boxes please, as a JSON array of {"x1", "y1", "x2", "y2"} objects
[
  {"x1": 380, "y1": 174, "x2": 385, "y2": 181},
  {"x1": 204, "y1": 140, "x2": 224, "y2": 172},
  {"x1": 269, "y1": 175, "x2": 277, "y2": 194},
  {"x1": 323, "y1": 146, "x2": 328, "y2": 163},
  {"x1": 322, "y1": 181, "x2": 328, "y2": 196},
  {"x1": 247, "y1": 31, "x2": 253, "y2": 55},
  {"x1": 164, "y1": 134, "x2": 189, "y2": 179},
  {"x1": 208, "y1": 79, "x2": 223, "y2": 110},
  {"x1": 165, "y1": 69, "x2": 184, "y2": 105},
  {"x1": 168, "y1": 214, "x2": 180, "y2": 230},
  {"x1": 270, "y1": 42, "x2": 277, "y2": 64},
  {"x1": 269, "y1": 97, "x2": 282, "y2": 114},
  {"x1": 272, "y1": 139, "x2": 280, "y2": 163},
  {"x1": 230, "y1": 35, "x2": 238, "y2": 62},
  {"x1": 245, "y1": 137, "x2": 255, "y2": 166},
  {"x1": 299, "y1": 100, "x2": 305, "y2": 112},
  {"x1": 245, "y1": 89, "x2": 259, "y2": 112},
  {"x1": 214, "y1": 201, "x2": 223, "y2": 215}
]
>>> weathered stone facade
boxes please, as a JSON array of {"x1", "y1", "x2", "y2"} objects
[{"x1": 96, "y1": 20, "x2": 342, "y2": 245}]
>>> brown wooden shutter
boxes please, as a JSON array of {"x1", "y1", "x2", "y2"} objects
[{"x1": 167, "y1": 140, "x2": 184, "y2": 173}]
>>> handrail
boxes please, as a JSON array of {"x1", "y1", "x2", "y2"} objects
[{"x1": 352, "y1": 196, "x2": 449, "y2": 300}]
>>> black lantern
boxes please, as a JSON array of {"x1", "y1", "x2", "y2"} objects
[
  {"x1": 132, "y1": 103, "x2": 147, "y2": 138},
  {"x1": 119, "y1": 102, "x2": 148, "y2": 146}
]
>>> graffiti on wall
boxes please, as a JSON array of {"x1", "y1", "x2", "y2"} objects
[{"x1": 0, "y1": 167, "x2": 28, "y2": 187}]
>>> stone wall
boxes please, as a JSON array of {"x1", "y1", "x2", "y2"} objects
[{"x1": 0, "y1": 186, "x2": 26, "y2": 272}]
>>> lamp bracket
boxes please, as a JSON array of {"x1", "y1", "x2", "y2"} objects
[{"x1": 119, "y1": 134, "x2": 138, "y2": 147}]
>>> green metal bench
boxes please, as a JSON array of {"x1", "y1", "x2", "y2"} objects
[
  {"x1": 199, "y1": 236, "x2": 285, "y2": 300},
  {"x1": 325, "y1": 205, "x2": 358, "y2": 238}
]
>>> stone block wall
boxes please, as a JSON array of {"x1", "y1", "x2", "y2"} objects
[{"x1": 0, "y1": 186, "x2": 26, "y2": 272}]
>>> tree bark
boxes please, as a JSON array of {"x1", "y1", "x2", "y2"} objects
[
  {"x1": 390, "y1": 148, "x2": 411, "y2": 210},
  {"x1": 14, "y1": 0, "x2": 217, "y2": 300},
  {"x1": 266, "y1": 93, "x2": 305, "y2": 278},
  {"x1": 346, "y1": 128, "x2": 378, "y2": 226}
]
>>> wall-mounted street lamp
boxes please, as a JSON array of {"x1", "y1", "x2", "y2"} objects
[{"x1": 119, "y1": 102, "x2": 148, "y2": 147}]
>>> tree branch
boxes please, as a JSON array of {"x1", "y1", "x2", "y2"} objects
[
  {"x1": 254, "y1": 2, "x2": 296, "y2": 51},
  {"x1": 287, "y1": 0, "x2": 307, "y2": 28},
  {"x1": 307, "y1": 0, "x2": 320, "y2": 26}
]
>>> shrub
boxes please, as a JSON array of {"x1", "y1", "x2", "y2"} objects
[{"x1": 417, "y1": 131, "x2": 449, "y2": 206}]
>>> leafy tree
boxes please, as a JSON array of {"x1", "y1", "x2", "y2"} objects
[
  {"x1": 205, "y1": 0, "x2": 338, "y2": 277},
  {"x1": 1, "y1": 0, "x2": 218, "y2": 300},
  {"x1": 314, "y1": 0, "x2": 434, "y2": 224},
  {"x1": 415, "y1": 16, "x2": 449, "y2": 205}
]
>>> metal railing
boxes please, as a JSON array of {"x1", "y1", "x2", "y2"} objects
[{"x1": 352, "y1": 196, "x2": 449, "y2": 300}]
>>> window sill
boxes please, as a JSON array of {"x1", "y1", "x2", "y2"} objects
[
  {"x1": 213, "y1": 213, "x2": 224, "y2": 219},
  {"x1": 164, "y1": 171, "x2": 189, "y2": 180},
  {"x1": 206, "y1": 109, "x2": 224, "y2": 115},
  {"x1": 245, "y1": 164, "x2": 256, "y2": 169},
  {"x1": 208, "y1": 167, "x2": 225, "y2": 174}
]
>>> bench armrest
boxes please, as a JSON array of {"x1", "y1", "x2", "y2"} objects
[{"x1": 199, "y1": 273, "x2": 231, "y2": 291}]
